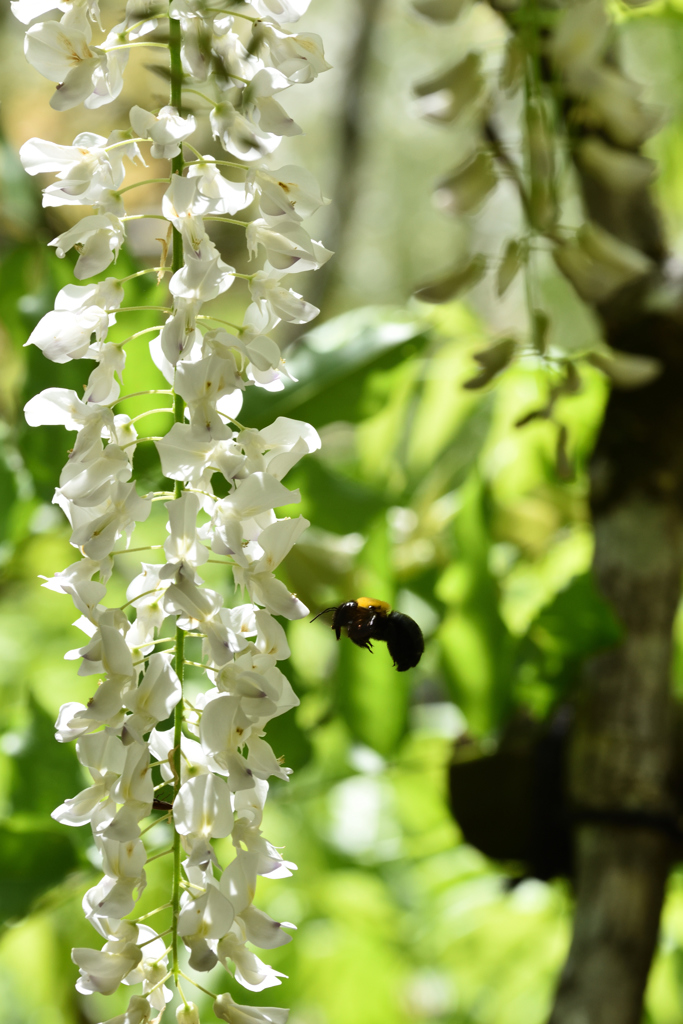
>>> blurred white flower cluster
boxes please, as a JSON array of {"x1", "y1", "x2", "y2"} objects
[{"x1": 13, "y1": 0, "x2": 330, "y2": 1020}]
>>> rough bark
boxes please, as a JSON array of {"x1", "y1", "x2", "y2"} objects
[
  {"x1": 550, "y1": 826, "x2": 672, "y2": 1024},
  {"x1": 548, "y1": 181, "x2": 683, "y2": 1024},
  {"x1": 549, "y1": 493, "x2": 682, "y2": 1024}
]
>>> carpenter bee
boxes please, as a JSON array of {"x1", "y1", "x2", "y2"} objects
[{"x1": 312, "y1": 597, "x2": 424, "y2": 672}]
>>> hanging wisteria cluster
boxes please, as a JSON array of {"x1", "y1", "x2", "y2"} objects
[
  {"x1": 12, "y1": 0, "x2": 330, "y2": 1021},
  {"x1": 412, "y1": 0, "x2": 661, "y2": 402}
]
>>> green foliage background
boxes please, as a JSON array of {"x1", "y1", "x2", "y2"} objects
[{"x1": 4, "y1": 1, "x2": 683, "y2": 1023}]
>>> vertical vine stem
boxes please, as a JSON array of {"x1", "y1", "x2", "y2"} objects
[
  {"x1": 169, "y1": 8, "x2": 185, "y2": 989},
  {"x1": 170, "y1": 13, "x2": 184, "y2": 281},
  {"x1": 171, "y1": 625, "x2": 185, "y2": 985}
]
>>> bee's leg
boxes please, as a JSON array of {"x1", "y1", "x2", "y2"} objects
[
  {"x1": 349, "y1": 637, "x2": 374, "y2": 652},
  {"x1": 347, "y1": 617, "x2": 377, "y2": 652}
]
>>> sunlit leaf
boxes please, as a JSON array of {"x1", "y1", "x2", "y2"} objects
[{"x1": 240, "y1": 308, "x2": 429, "y2": 428}]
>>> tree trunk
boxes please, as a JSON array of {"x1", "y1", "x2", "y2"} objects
[
  {"x1": 550, "y1": 825, "x2": 671, "y2": 1024},
  {"x1": 465, "y1": 0, "x2": 683, "y2": 1012},
  {"x1": 549, "y1": 301, "x2": 683, "y2": 1022}
]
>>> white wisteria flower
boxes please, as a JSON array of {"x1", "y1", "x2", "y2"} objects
[
  {"x1": 25, "y1": 10, "x2": 128, "y2": 110},
  {"x1": 50, "y1": 213, "x2": 126, "y2": 278},
  {"x1": 16, "y1": 0, "x2": 331, "y2": 1019},
  {"x1": 249, "y1": 0, "x2": 312, "y2": 25},
  {"x1": 130, "y1": 105, "x2": 197, "y2": 159},
  {"x1": 214, "y1": 991, "x2": 289, "y2": 1024},
  {"x1": 21, "y1": 131, "x2": 140, "y2": 213},
  {"x1": 258, "y1": 26, "x2": 330, "y2": 83},
  {"x1": 246, "y1": 218, "x2": 332, "y2": 273}
]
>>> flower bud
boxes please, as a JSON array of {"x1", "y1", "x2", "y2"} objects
[{"x1": 177, "y1": 1003, "x2": 201, "y2": 1024}]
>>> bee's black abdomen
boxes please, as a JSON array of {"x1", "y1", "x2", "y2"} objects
[{"x1": 385, "y1": 611, "x2": 424, "y2": 671}]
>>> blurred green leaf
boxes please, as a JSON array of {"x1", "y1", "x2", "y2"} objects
[
  {"x1": 437, "y1": 476, "x2": 516, "y2": 729},
  {"x1": 529, "y1": 571, "x2": 623, "y2": 666},
  {"x1": 240, "y1": 308, "x2": 429, "y2": 428},
  {"x1": 411, "y1": 395, "x2": 493, "y2": 500},
  {"x1": 263, "y1": 700, "x2": 313, "y2": 773},
  {"x1": 9, "y1": 697, "x2": 83, "y2": 819},
  {"x1": 288, "y1": 459, "x2": 387, "y2": 535},
  {"x1": 0, "y1": 824, "x2": 79, "y2": 926}
]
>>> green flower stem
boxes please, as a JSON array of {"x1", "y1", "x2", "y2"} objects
[
  {"x1": 183, "y1": 141, "x2": 206, "y2": 162},
  {"x1": 196, "y1": 313, "x2": 243, "y2": 331},
  {"x1": 170, "y1": 9, "x2": 186, "y2": 991},
  {"x1": 182, "y1": 87, "x2": 214, "y2": 104},
  {"x1": 111, "y1": 389, "x2": 173, "y2": 405},
  {"x1": 179, "y1": 971, "x2": 218, "y2": 999},
  {"x1": 117, "y1": 267, "x2": 170, "y2": 283},
  {"x1": 203, "y1": 216, "x2": 249, "y2": 226},
  {"x1": 120, "y1": 586, "x2": 163, "y2": 610},
  {"x1": 105, "y1": 41, "x2": 170, "y2": 52},
  {"x1": 171, "y1": 625, "x2": 184, "y2": 985},
  {"x1": 183, "y1": 661, "x2": 219, "y2": 673},
  {"x1": 121, "y1": 214, "x2": 168, "y2": 222},
  {"x1": 128, "y1": 407, "x2": 174, "y2": 424},
  {"x1": 115, "y1": 325, "x2": 169, "y2": 348},
  {"x1": 120, "y1": 436, "x2": 164, "y2": 451},
  {"x1": 145, "y1": 970, "x2": 172, "y2": 996},
  {"x1": 108, "y1": 306, "x2": 172, "y2": 314},
  {"x1": 147, "y1": 848, "x2": 175, "y2": 863},
  {"x1": 111, "y1": 545, "x2": 164, "y2": 555},
  {"x1": 104, "y1": 137, "x2": 147, "y2": 151},
  {"x1": 123, "y1": 14, "x2": 170, "y2": 36},
  {"x1": 117, "y1": 178, "x2": 172, "y2": 195},
  {"x1": 214, "y1": 8, "x2": 259, "y2": 20},
  {"x1": 136, "y1": 900, "x2": 173, "y2": 919},
  {"x1": 184, "y1": 158, "x2": 245, "y2": 170}
]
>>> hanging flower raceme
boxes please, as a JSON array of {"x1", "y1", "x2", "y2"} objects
[{"x1": 15, "y1": 0, "x2": 330, "y2": 1020}]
